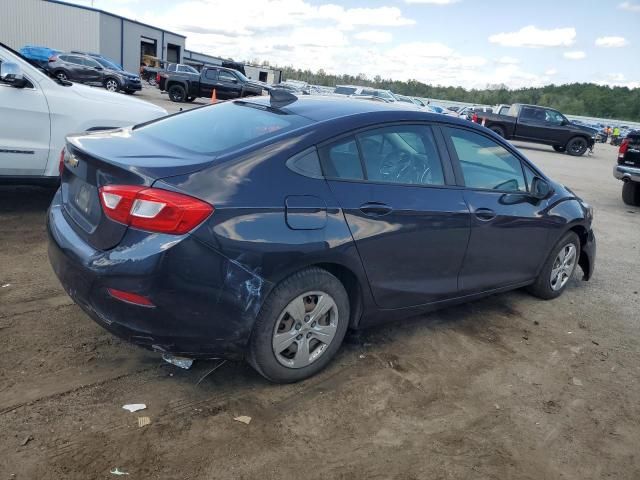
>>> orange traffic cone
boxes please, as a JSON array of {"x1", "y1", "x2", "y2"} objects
[{"x1": 211, "y1": 88, "x2": 217, "y2": 103}]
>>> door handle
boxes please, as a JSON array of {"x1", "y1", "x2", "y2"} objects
[
  {"x1": 474, "y1": 208, "x2": 497, "y2": 221},
  {"x1": 359, "y1": 202, "x2": 393, "y2": 216}
]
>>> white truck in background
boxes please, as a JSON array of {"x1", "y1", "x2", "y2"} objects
[{"x1": 0, "y1": 43, "x2": 167, "y2": 183}]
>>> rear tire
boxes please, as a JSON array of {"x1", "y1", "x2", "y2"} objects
[
  {"x1": 247, "y1": 268, "x2": 350, "y2": 383},
  {"x1": 527, "y1": 231, "x2": 580, "y2": 300},
  {"x1": 622, "y1": 182, "x2": 640, "y2": 206},
  {"x1": 489, "y1": 125, "x2": 505, "y2": 137},
  {"x1": 168, "y1": 85, "x2": 186, "y2": 102},
  {"x1": 553, "y1": 145, "x2": 566, "y2": 153},
  {"x1": 566, "y1": 137, "x2": 588, "y2": 156}
]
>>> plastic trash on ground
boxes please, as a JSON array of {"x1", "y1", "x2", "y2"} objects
[
  {"x1": 122, "y1": 404, "x2": 146, "y2": 413},
  {"x1": 162, "y1": 353, "x2": 194, "y2": 369}
]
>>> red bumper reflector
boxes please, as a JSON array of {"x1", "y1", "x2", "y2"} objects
[{"x1": 108, "y1": 288, "x2": 155, "y2": 307}]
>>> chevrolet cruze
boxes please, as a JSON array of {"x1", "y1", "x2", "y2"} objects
[{"x1": 48, "y1": 94, "x2": 596, "y2": 383}]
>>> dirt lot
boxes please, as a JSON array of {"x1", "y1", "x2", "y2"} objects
[{"x1": 1, "y1": 95, "x2": 639, "y2": 479}]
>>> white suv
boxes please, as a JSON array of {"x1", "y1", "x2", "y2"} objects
[{"x1": 0, "y1": 44, "x2": 167, "y2": 182}]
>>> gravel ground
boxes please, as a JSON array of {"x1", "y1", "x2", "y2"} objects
[{"x1": 1, "y1": 90, "x2": 639, "y2": 479}]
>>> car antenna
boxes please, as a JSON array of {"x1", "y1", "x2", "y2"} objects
[{"x1": 268, "y1": 88, "x2": 297, "y2": 108}]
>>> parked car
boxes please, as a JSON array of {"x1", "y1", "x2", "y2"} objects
[
  {"x1": 476, "y1": 104, "x2": 597, "y2": 156},
  {"x1": 494, "y1": 104, "x2": 511, "y2": 115},
  {"x1": 334, "y1": 85, "x2": 396, "y2": 102},
  {"x1": 460, "y1": 106, "x2": 493, "y2": 120},
  {"x1": 0, "y1": 43, "x2": 166, "y2": 181},
  {"x1": 160, "y1": 65, "x2": 265, "y2": 102},
  {"x1": 613, "y1": 130, "x2": 640, "y2": 206},
  {"x1": 166, "y1": 63, "x2": 200, "y2": 74},
  {"x1": 48, "y1": 93, "x2": 595, "y2": 383},
  {"x1": 71, "y1": 51, "x2": 142, "y2": 94},
  {"x1": 46, "y1": 53, "x2": 135, "y2": 93},
  {"x1": 447, "y1": 106, "x2": 460, "y2": 113},
  {"x1": 19, "y1": 45, "x2": 63, "y2": 68}
]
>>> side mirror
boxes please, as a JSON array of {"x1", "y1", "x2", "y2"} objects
[
  {"x1": 530, "y1": 177, "x2": 552, "y2": 200},
  {"x1": 0, "y1": 62, "x2": 27, "y2": 88}
]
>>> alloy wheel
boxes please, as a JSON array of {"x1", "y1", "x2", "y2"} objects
[
  {"x1": 569, "y1": 139, "x2": 587, "y2": 155},
  {"x1": 105, "y1": 79, "x2": 119, "y2": 92},
  {"x1": 56, "y1": 72, "x2": 68, "y2": 81},
  {"x1": 550, "y1": 243, "x2": 577, "y2": 291},
  {"x1": 272, "y1": 291, "x2": 338, "y2": 369}
]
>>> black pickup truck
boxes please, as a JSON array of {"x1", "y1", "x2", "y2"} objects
[
  {"x1": 159, "y1": 66, "x2": 265, "y2": 103},
  {"x1": 476, "y1": 104, "x2": 597, "y2": 156}
]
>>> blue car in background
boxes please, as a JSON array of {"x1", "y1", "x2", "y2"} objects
[{"x1": 19, "y1": 45, "x2": 63, "y2": 67}]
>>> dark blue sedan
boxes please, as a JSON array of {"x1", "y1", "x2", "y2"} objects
[{"x1": 48, "y1": 94, "x2": 596, "y2": 383}]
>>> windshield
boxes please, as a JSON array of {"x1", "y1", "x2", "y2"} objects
[
  {"x1": 135, "y1": 101, "x2": 313, "y2": 155},
  {"x1": 94, "y1": 57, "x2": 121, "y2": 70},
  {"x1": 334, "y1": 86, "x2": 357, "y2": 95}
]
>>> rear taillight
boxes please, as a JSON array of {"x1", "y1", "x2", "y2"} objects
[
  {"x1": 156, "y1": 73, "x2": 161, "y2": 83},
  {"x1": 99, "y1": 185, "x2": 213, "y2": 234},
  {"x1": 48, "y1": 55, "x2": 58, "y2": 62},
  {"x1": 619, "y1": 139, "x2": 629, "y2": 160},
  {"x1": 58, "y1": 147, "x2": 66, "y2": 175}
]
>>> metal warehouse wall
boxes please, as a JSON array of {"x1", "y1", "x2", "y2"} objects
[
  {"x1": 99, "y1": 13, "x2": 122, "y2": 67},
  {"x1": 1, "y1": 0, "x2": 100, "y2": 53}
]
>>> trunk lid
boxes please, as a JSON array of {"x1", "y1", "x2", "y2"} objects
[{"x1": 61, "y1": 128, "x2": 213, "y2": 250}]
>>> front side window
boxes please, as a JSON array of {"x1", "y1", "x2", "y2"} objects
[
  {"x1": 545, "y1": 109, "x2": 565, "y2": 125},
  {"x1": 357, "y1": 125, "x2": 445, "y2": 186},
  {"x1": 446, "y1": 127, "x2": 526, "y2": 192},
  {"x1": 218, "y1": 71, "x2": 237, "y2": 82}
]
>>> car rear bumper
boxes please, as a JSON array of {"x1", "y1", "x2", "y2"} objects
[
  {"x1": 47, "y1": 190, "x2": 271, "y2": 359},
  {"x1": 614, "y1": 164, "x2": 640, "y2": 183}
]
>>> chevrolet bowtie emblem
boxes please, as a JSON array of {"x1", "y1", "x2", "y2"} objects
[{"x1": 66, "y1": 154, "x2": 79, "y2": 168}]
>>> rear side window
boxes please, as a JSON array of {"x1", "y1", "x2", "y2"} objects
[
  {"x1": 204, "y1": 69, "x2": 217, "y2": 80},
  {"x1": 135, "y1": 101, "x2": 313, "y2": 155},
  {"x1": 446, "y1": 127, "x2": 526, "y2": 192},
  {"x1": 357, "y1": 125, "x2": 445, "y2": 186},
  {"x1": 321, "y1": 138, "x2": 364, "y2": 180}
]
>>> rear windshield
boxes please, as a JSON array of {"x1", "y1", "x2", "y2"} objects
[{"x1": 135, "y1": 101, "x2": 313, "y2": 155}]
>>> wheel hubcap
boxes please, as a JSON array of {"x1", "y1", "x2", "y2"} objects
[
  {"x1": 550, "y1": 243, "x2": 577, "y2": 291},
  {"x1": 272, "y1": 291, "x2": 338, "y2": 369},
  {"x1": 106, "y1": 80, "x2": 117, "y2": 91}
]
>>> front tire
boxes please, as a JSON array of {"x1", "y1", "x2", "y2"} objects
[
  {"x1": 247, "y1": 268, "x2": 350, "y2": 383},
  {"x1": 527, "y1": 231, "x2": 580, "y2": 300},
  {"x1": 622, "y1": 182, "x2": 640, "y2": 206},
  {"x1": 566, "y1": 137, "x2": 588, "y2": 156},
  {"x1": 168, "y1": 85, "x2": 186, "y2": 102},
  {"x1": 104, "y1": 78, "x2": 120, "y2": 92},
  {"x1": 55, "y1": 71, "x2": 68, "y2": 81}
]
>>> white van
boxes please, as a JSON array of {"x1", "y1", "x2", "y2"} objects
[{"x1": 0, "y1": 43, "x2": 167, "y2": 182}]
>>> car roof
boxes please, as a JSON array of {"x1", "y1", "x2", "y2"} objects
[{"x1": 239, "y1": 95, "x2": 472, "y2": 124}]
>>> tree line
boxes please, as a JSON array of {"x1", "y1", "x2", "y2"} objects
[{"x1": 276, "y1": 65, "x2": 640, "y2": 122}]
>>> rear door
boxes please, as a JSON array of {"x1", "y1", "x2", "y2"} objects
[
  {"x1": 320, "y1": 123, "x2": 471, "y2": 309},
  {"x1": 200, "y1": 68, "x2": 218, "y2": 98},
  {"x1": 442, "y1": 126, "x2": 551, "y2": 293},
  {"x1": 513, "y1": 105, "x2": 547, "y2": 141},
  {"x1": 62, "y1": 55, "x2": 89, "y2": 81}
]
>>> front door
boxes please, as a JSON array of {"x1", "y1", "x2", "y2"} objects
[
  {"x1": 320, "y1": 124, "x2": 470, "y2": 309},
  {"x1": 0, "y1": 72, "x2": 51, "y2": 177},
  {"x1": 443, "y1": 126, "x2": 551, "y2": 293}
]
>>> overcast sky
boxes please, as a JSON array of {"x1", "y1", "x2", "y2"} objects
[{"x1": 67, "y1": 0, "x2": 639, "y2": 89}]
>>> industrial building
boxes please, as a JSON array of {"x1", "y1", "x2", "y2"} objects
[{"x1": 1, "y1": 0, "x2": 282, "y2": 82}]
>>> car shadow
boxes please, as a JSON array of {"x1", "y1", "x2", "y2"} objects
[{"x1": 0, "y1": 185, "x2": 57, "y2": 214}]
